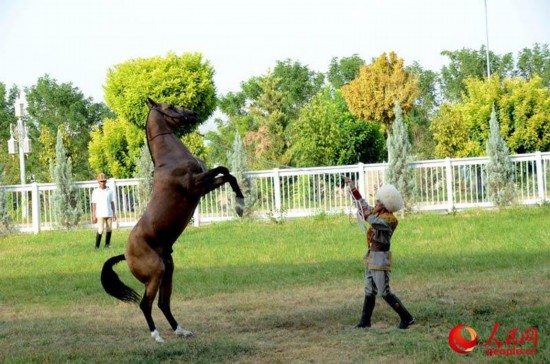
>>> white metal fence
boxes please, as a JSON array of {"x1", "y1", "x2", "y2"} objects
[{"x1": 2, "y1": 151, "x2": 549, "y2": 233}]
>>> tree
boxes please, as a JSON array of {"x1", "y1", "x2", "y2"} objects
[
  {"x1": 406, "y1": 62, "x2": 440, "y2": 159},
  {"x1": 206, "y1": 90, "x2": 257, "y2": 167},
  {"x1": 104, "y1": 52, "x2": 216, "y2": 134},
  {"x1": 515, "y1": 43, "x2": 550, "y2": 87},
  {"x1": 496, "y1": 76, "x2": 550, "y2": 153},
  {"x1": 407, "y1": 62, "x2": 440, "y2": 117},
  {"x1": 431, "y1": 103, "x2": 476, "y2": 158},
  {"x1": 243, "y1": 72, "x2": 288, "y2": 169},
  {"x1": 207, "y1": 59, "x2": 324, "y2": 167},
  {"x1": 182, "y1": 131, "x2": 208, "y2": 163},
  {"x1": 25, "y1": 75, "x2": 112, "y2": 181},
  {"x1": 439, "y1": 46, "x2": 514, "y2": 102},
  {"x1": 341, "y1": 52, "x2": 418, "y2": 135},
  {"x1": 273, "y1": 59, "x2": 325, "y2": 121},
  {"x1": 289, "y1": 87, "x2": 345, "y2": 167},
  {"x1": 289, "y1": 87, "x2": 385, "y2": 167},
  {"x1": 336, "y1": 118, "x2": 386, "y2": 165},
  {"x1": 51, "y1": 129, "x2": 81, "y2": 229},
  {"x1": 431, "y1": 75, "x2": 550, "y2": 158},
  {"x1": 133, "y1": 143, "x2": 154, "y2": 214},
  {"x1": 227, "y1": 133, "x2": 255, "y2": 215},
  {"x1": 385, "y1": 102, "x2": 415, "y2": 211},
  {"x1": 486, "y1": 107, "x2": 516, "y2": 207},
  {"x1": 0, "y1": 163, "x2": 10, "y2": 233},
  {"x1": 98, "y1": 52, "x2": 216, "y2": 175},
  {"x1": 0, "y1": 83, "x2": 18, "y2": 146},
  {"x1": 327, "y1": 54, "x2": 365, "y2": 89},
  {"x1": 88, "y1": 117, "x2": 142, "y2": 178}
]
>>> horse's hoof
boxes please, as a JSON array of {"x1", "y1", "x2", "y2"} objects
[
  {"x1": 175, "y1": 325, "x2": 194, "y2": 338},
  {"x1": 151, "y1": 329, "x2": 165, "y2": 343},
  {"x1": 235, "y1": 197, "x2": 245, "y2": 217},
  {"x1": 235, "y1": 206, "x2": 244, "y2": 217}
]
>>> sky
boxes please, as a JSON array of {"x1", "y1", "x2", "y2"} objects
[{"x1": 1, "y1": 0, "x2": 549, "y2": 108}]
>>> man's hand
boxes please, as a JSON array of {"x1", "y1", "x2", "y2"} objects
[{"x1": 343, "y1": 177, "x2": 355, "y2": 190}]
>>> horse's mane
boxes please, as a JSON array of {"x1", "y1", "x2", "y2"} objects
[{"x1": 145, "y1": 109, "x2": 156, "y2": 166}]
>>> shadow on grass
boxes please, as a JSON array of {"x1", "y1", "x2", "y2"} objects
[
  {"x1": 127, "y1": 339, "x2": 256, "y2": 364},
  {"x1": 0, "y1": 311, "x2": 256, "y2": 364}
]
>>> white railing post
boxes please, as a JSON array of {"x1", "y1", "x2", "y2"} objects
[
  {"x1": 357, "y1": 163, "x2": 366, "y2": 197},
  {"x1": 193, "y1": 204, "x2": 200, "y2": 227},
  {"x1": 535, "y1": 151, "x2": 545, "y2": 202},
  {"x1": 273, "y1": 168, "x2": 282, "y2": 219},
  {"x1": 108, "y1": 178, "x2": 119, "y2": 229},
  {"x1": 31, "y1": 182, "x2": 40, "y2": 234},
  {"x1": 4, "y1": 152, "x2": 548, "y2": 233},
  {"x1": 445, "y1": 157, "x2": 454, "y2": 212}
]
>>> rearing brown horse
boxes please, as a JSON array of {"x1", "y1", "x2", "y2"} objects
[{"x1": 101, "y1": 98, "x2": 244, "y2": 342}]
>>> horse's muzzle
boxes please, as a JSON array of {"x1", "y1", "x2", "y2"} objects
[{"x1": 181, "y1": 110, "x2": 198, "y2": 124}]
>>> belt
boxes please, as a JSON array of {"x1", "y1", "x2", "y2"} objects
[{"x1": 369, "y1": 241, "x2": 389, "y2": 252}]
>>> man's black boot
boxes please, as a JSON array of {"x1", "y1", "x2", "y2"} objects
[
  {"x1": 95, "y1": 233, "x2": 102, "y2": 249},
  {"x1": 383, "y1": 293, "x2": 415, "y2": 329},
  {"x1": 105, "y1": 231, "x2": 112, "y2": 248},
  {"x1": 356, "y1": 295, "x2": 376, "y2": 328}
]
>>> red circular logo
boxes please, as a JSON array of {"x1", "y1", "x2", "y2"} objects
[{"x1": 448, "y1": 324, "x2": 478, "y2": 354}]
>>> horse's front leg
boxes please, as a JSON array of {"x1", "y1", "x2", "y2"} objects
[
  {"x1": 158, "y1": 255, "x2": 193, "y2": 338},
  {"x1": 194, "y1": 166, "x2": 245, "y2": 216}
]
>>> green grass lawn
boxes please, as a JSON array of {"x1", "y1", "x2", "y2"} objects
[{"x1": 0, "y1": 206, "x2": 548, "y2": 363}]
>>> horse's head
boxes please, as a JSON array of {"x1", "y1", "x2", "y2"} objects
[{"x1": 146, "y1": 97, "x2": 198, "y2": 134}]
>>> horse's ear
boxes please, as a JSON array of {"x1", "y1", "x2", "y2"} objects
[{"x1": 146, "y1": 97, "x2": 158, "y2": 109}]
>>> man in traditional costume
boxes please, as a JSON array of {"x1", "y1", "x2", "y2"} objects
[{"x1": 345, "y1": 177, "x2": 415, "y2": 329}]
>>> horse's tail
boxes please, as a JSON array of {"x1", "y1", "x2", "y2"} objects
[{"x1": 101, "y1": 254, "x2": 141, "y2": 304}]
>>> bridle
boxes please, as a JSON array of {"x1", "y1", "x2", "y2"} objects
[
  {"x1": 148, "y1": 130, "x2": 172, "y2": 141},
  {"x1": 146, "y1": 107, "x2": 176, "y2": 142}
]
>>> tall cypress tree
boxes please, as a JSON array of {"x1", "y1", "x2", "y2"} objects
[
  {"x1": 0, "y1": 164, "x2": 10, "y2": 233},
  {"x1": 52, "y1": 129, "x2": 81, "y2": 228},
  {"x1": 228, "y1": 133, "x2": 255, "y2": 216},
  {"x1": 486, "y1": 107, "x2": 516, "y2": 207},
  {"x1": 385, "y1": 101, "x2": 415, "y2": 211},
  {"x1": 134, "y1": 142, "x2": 154, "y2": 214}
]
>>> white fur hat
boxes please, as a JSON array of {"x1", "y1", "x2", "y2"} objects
[{"x1": 376, "y1": 184, "x2": 404, "y2": 212}]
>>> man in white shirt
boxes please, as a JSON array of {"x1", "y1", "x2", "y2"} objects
[{"x1": 91, "y1": 173, "x2": 117, "y2": 248}]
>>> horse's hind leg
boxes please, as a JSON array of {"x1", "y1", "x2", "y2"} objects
[
  {"x1": 134, "y1": 259, "x2": 165, "y2": 342},
  {"x1": 158, "y1": 255, "x2": 193, "y2": 337}
]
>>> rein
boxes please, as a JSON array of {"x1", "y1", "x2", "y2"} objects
[
  {"x1": 148, "y1": 130, "x2": 173, "y2": 141},
  {"x1": 347, "y1": 184, "x2": 367, "y2": 234},
  {"x1": 341, "y1": 175, "x2": 368, "y2": 235}
]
